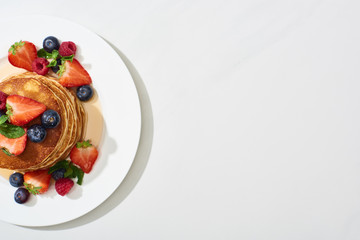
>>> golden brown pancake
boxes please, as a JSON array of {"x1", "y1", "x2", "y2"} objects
[{"x1": 0, "y1": 72, "x2": 85, "y2": 171}]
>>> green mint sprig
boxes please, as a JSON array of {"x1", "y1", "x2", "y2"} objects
[
  {"x1": 0, "y1": 113, "x2": 25, "y2": 139},
  {"x1": 37, "y1": 48, "x2": 60, "y2": 59},
  {"x1": 49, "y1": 160, "x2": 84, "y2": 185},
  {"x1": 37, "y1": 49, "x2": 74, "y2": 76}
]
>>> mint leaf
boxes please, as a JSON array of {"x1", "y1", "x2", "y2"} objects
[
  {"x1": 61, "y1": 55, "x2": 74, "y2": 62},
  {"x1": 64, "y1": 167, "x2": 73, "y2": 178},
  {"x1": 0, "y1": 123, "x2": 25, "y2": 139},
  {"x1": 47, "y1": 59, "x2": 58, "y2": 67},
  {"x1": 51, "y1": 50, "x2": 59, "y2": 59},
  {"x1": 49, "y1": 160, "x2": 69, "y2": 174},
  {"x1": 38, "y1": 49, "x2": 59, "y2": 60},
  {"x1": 71, "y1": 164, "x2": 84, "y2": 185},
  {"x1": 37, "y1": 48, "x2": 50, "y2": 58},
  {"x1": 0, "y1": 115, "x2": 9, "y2": 125},
  {"x1": 48, "y1": 160, "x2": 84, "y2": 185},
  {"x1": 57, "y1": 63, "x2": 66, "y2": 77}
]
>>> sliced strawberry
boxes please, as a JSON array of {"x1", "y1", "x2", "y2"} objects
[
  {"x1": 58, "y1": 59, "x2": 92, "y2": 87},
  {"x1": 0, "y1": 128, "x2": 27, "y2": 156},
  {"x1": 8, "y1": 41, "x2": 37, "y2": 72},
  {"x1": 24, "y1": 169, "x2": 51, "y2": 195},
  {"x1": 70, "y1": 140, "x2": 99, "y2": 173},
  {"x1": 6, "y1": 95, "x2": 46, "y2": 126}
]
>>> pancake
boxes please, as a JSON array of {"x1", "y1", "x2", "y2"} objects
[{"x1": 0, "y1": 72, "x2": 85, "y2": 172}]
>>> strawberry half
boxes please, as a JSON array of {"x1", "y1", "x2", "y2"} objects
[
  {"x1": 6, "y1": 95, "x2": 46, "y2": 126},
  {"x1": 58, "y1": 59, "x2": 92, "y2": 87},
  {"x1": 24, "y1": 169, "x2": 51, "y2": 195},
  {"x1": 0, "y1": 128, "x2": 27, "y2": 156},
  {"x1": 70, "y1": 140, "x2": 99, "y2": 173},
  {"x1": 8, "y1": 41, "x2": 37, "y2": 72}
]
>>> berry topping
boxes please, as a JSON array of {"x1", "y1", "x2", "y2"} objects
[
  {"x1": 58, "y1": 59, "x2": 92, "y2": 87},
  {"x1": 6, "y1": 95, "x2": 46, "y2": 126},
  {"x1": 76, "y1": 85, "x2": 93, "y2": 101},
  {"x1": 14, "y1": 188, "x2": 30, "y2": 204},
  {"x1": 9, "y1": 172, "x2": 24, "y2": 187},
  {"x1": 55, "y1": 178, "x2": 74, "y2": 196},
  {"x1": 27, "y1": 124, "x2": 47, "y2": 143},
  {"x1": 59, "y1": 41, "x2": 76, "y2": 56},
  {"x1": 0, "y1": 91, "x2": 8, "y2": 110},
  {"x1": 70, "y1": 140, "x2": 99, "y2": 173},
  {"x1": 49, "y1": 160, "x2": 84, "y2": 185},
  {"x1": 32, "y1": 58, "x2": 49, "y2": 75},
  {"x1": 43, "y1": 36, "x2": 60, "y2": 53},
  {"x1": 24, "y1": 169, "x2": 51, "y2": 195},
  {"x1": 41, "y1": 110, "x2": 60, "y2": 129},
  {"x1": 51, "y1": 58, "x2": 62, "y2": 74},
  {"x1": 8, "y1": 41, "x2": 37, "y2": 72},
  {"x1": 51, "y1": 168, "x2": 66, "y2": 181},
  {"x1": 0, "y1": 128, "x2": 27, "y2": 156}
]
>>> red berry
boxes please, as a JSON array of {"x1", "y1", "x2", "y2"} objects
[
  {"x1": 8, "y1": 41, "x2": 37, "y2": 72},
  {"x1": 58, "y1": 59, "x2": 92, "y2": 87},
  {"x1": 0, "y1": 91, "x2": 8, "y2": 110},
  {"x1": 55, "y1": 178, "x2": 74, "y2": 196},
  {"x1": 32, "y1": 58, "x2": 49, "y2": 75},
  {"x1": 59, "y1": 41, "x2": 76, "y2": 56},
  {"x1": 70, "y1": 140, "x2": 99, "y2": 173},
  {"x1": 6, "y1": 95, "x2": 47, "y2": 126},
  {"x1": 24, "y1": 169, "x2": 51, "y2": 194},
  {"x1": 0, "y1": 128, "x2": 27, "y2": 156}
]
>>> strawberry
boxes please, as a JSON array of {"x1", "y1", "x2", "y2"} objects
[
  {"x1": 55, "y1": 178, "x2": 74, "y2": 196},
  {"x1": 0, "y1": 128, "x2": 27, "y2": 156},
  {"x1": 6, "y1": 95, "x2": 46, "y2": 126},
  {"x1": 70, "y1": 140, "x2": 99, "y2": 173},
  {"x1": 24, "y1": 169, "x2": 51, "y2": 195},
  {"x1": 58, "y1": 59, "x2": 92, "y2": 87},
  {"x1": 8, "y1": 41, "x2": 37, "y2": 72}
]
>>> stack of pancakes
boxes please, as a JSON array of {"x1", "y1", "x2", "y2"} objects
[{"x1": 0, "y1": 72, "x2": 85, "y2": 172}]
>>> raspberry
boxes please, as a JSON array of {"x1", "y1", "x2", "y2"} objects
[
  {"x1": 0, "y1": 91, "x2": 8, "y2": 110},
  {"x1": 55, "y1": 178, "x2": 74, "y2": 196},
  {"x1": 59, "y1": 41, "x2": 77, "y2": 56},
  {"x1": 32, "y1": 58, "x2": 49, "y2": 75}
]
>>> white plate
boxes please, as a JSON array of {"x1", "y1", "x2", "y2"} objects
[{"x1": 0, "y1": 15, "x2": 141, "y2": 226}]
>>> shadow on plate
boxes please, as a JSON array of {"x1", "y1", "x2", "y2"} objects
[{"x1": 23, "y1": 38, "x2": 154, "y2": 230}]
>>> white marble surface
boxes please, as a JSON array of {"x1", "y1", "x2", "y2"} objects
[{"x1": 1, "y1": 0, "x2": 360, "y2": 239}]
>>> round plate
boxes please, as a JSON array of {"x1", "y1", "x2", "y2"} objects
[{"x1": 0, "y1": 15, "x2": 141, "y2": 226}]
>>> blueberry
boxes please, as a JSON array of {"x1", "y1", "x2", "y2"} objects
[
  {"x1": 76, "y1": 85, "x2": 93, "y2": 101},
  {"x1": 14, "y1": 188, "x2": 30, "y2": 204},
  {"x1": 41, "y1": 110, "x2": 61, "y2": 129},
  {"x1": 9, "y1": 172, "x2": 24, "y2": 187},
  {"x1": 0, "y1": 110, "x2": 6, "y2": 118},
  {"x1": 51, "y1": 59, "x2": 62, "y2": 74},
  {"x1": 27, "y1": 124, "x2": 47, "y2": 143},
  {"x1": 51, "y1": 168, "x2": 66, "y2": 181},
  {"x1": 43, "y1": 36, "x2": 60, "y2": 53}
]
